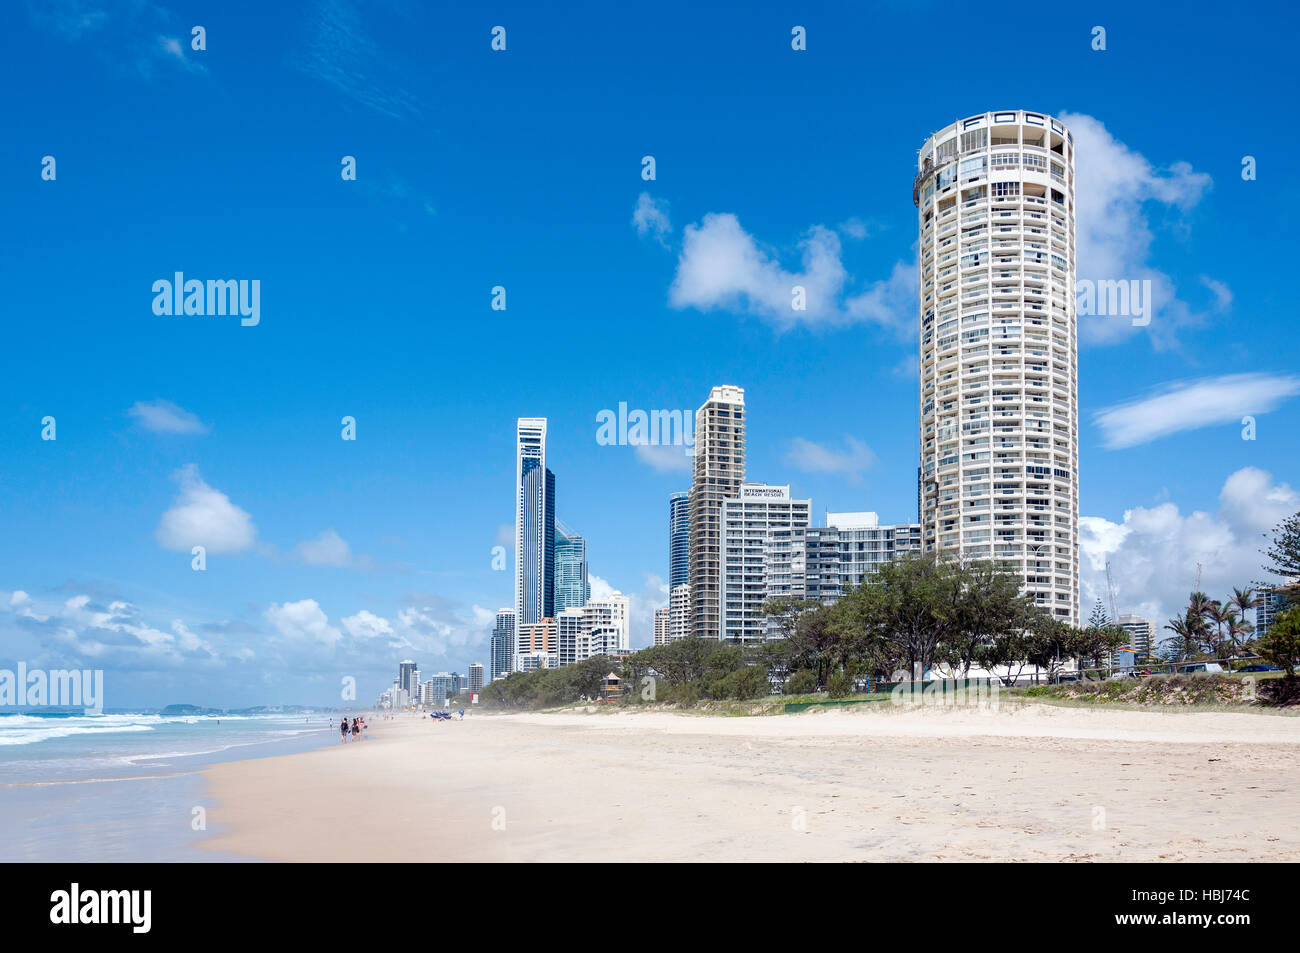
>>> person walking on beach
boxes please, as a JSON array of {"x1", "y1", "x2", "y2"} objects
[
  {"x1": 351, "y1": 717, "x2": 360, "y2": 741},
  {"x1": 340, "y1": 717, "x2": 350, "y2": 744}
]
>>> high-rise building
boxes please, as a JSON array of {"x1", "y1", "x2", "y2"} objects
[
  {"x1": 689, "y1": 385, "x2": 746, "y2": 639},
  {"x1": 1256, "y1": 586, "x2": 1292, "y2": 638},
  {"x1": 490, "y1": 608, "x2": 515, "y2": 681},
  {"x1": 669, "y1": 583, "x2": 691, "y2": 641},
  {"x1": 554, "y1": 521, "x2": 590, "y2": 612},
  {"x1": 517, "y1": 618, "x2": 557, "y2": 667},
  {"x1": 398, "y1": 659, "x2": 418, "y2": 697},
  {"x1": 468, "y1": 662, "x2": 484, "y2": 693},
  {"x1": 914, "y1": 110, "x2": 1079, "y2": 624},
  {"x1": 720, "y1": 484, "x2": 810, "y2": 643},
  {"x1": 653, "y1": 607, "x2": 670, "y2": 645},
  {"x1": 557, "y1": 608, "x2": 585, "y2": 666},
  {"x1": 516, "y1": 417, "x2": 556, "y2": 627},
  {"x1": 1114, "y1": 614, "x2": 1155, "y2": 660},
  {"x1": 669, "y1": 491, "x2": 690, "y2": 590},
  {"x1": 583, "y1": 593, "x2": 630, "y2": 655},
  {"x1": 423, "y1": 673, "x2": 460, "y2": 706}
]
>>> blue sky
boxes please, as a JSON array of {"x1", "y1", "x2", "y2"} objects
[{"x1": 2, "y1": 0, "x2": 1298, "y2": 708}]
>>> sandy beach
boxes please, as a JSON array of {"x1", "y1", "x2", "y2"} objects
[{"x1": 198, "y1": 703, "x2": 1300, "y2": 862}]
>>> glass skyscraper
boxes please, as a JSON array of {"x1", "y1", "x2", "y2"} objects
[
  {"x1": 669, "y1": 491, "x2": 690, "y2": 591},
  {"x1": 516, "y1": 418, "x2": 556, "y2": 627},
  {"x1": 554, "y1": 521, "x2": 589, "y2": 612}
]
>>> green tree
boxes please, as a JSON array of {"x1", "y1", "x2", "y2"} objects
[{"x1": 1257, "y1": 608, "x2": 1300, "y2": 679}]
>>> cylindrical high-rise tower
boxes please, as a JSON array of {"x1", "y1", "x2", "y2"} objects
[{"x1": 914, "y1": 110, "x2": 1078, "y2": 624}]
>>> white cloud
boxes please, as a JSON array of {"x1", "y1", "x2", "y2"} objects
[
  {"x1": 785, "y1": 436, "x2": 876, "y2": 483},
  {"x1": 295, "y1": 529, "x2": 353, "y2": 567},
  {"x1": 1093, "y1": 373, "x2": 1300, "y2": 449},
  {"x1": 2, "y1": 590, "x2": 216, "y2": 666},
  {"x1": 632, "y1": 192, "x2": 672, "y2": 246},
  {"x1": 665, "y1": 211, "x2": 914, "y2": 332},
  {"x1": 128, "y1": 399, "x2": 209, "y2": 435},
  {"x1": 669, "y1": 214, "x2": 846, "y2": 326},
  {"x1": 634, "y1": 443, "x2": 693, "y2": 473},
  {"x1": 155, "y1": 464, "x2": 257, "y2": 554},
  {"x1": 1081, "y1": 467, "x2": 1299, "y2": 631},
  {"x1": 264, "y1": 599, "x2": 342, "y2": 648},
  {"x1": 340, "y1": 609, "x2": 394, "y2": 640},
  {"x1": 1062, "y1": 112, "x2": 1224, "y2": 346}
]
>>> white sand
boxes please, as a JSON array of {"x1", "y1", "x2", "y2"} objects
[{"x1": 198, "y1": 702, "x2": 1300, "y2": 862}]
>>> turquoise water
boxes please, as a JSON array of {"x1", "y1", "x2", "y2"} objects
[{"x1": 0, "y1": 711, "x2": 346, "y2": 861}]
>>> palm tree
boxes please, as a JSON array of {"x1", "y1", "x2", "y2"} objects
[
  {"x1": 1226, "y1": 616, "x2": 1250, "y2": 664},
  {"x1": 1229, "y1": 587, "x2": 1261, "y2": 637},
  {"x1": 1163, "y1": 613, "x2": 1201, "y2": 663},
  {"x1": 1206, "y1": 603, "x2": 1236, "y2": 660}
]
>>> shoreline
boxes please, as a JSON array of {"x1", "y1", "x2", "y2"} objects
[{"x1": 197, "y1": 702, "x2": 1300, "y2": 862}]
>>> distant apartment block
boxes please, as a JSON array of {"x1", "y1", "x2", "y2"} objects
[
  {"x1": 654, "y1": 607, "x2": 670, "y2": 645},
  {"x1": 669, "y1": 583, "x2": 691, "y2": 642},
  {"x1": 764, "y1": 514, "x2": 922, "y2": 613},
  {"x1": 490, "y1": 608, "x2": 515, "y2": 682}
]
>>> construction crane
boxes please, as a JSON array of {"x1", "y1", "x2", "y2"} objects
[{"x1": 1104, "y1": 561, "x2": 1119, "y2": 623}]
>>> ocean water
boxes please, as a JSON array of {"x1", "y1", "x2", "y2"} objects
[{"x1": 0, "y1": 710, "x2": 345, "y2": 861}]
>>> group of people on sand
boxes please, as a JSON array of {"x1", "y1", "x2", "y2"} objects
[{"x1": 336, "y1": 716, "x2": 367, "y2": 743}]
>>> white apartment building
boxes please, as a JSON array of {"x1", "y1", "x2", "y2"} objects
[
  {"x1": 669, "y1": 583, "x2": 691, "y2": 642},
  {"x1": 1114, "y1": 613, "x2": 1155, "y2": 659},
  {"x1": 582, "y1": 593, "x2": 630, "y2": 656},
  {"x1": 721, "y1": 484, "x2": 811, "y2": 643},
  {"x1": 765, "y1": 513, "x2": 923, "y2": 615},
  {"x1": 557, "y1": 608, "x2": 585, "y2": 666},
  {"x1": 653, "y1": 607, "x2": 670, "y2": 645},
  {"x1": 915, "y1": 109, "x2": 1080, "y2": 623}
]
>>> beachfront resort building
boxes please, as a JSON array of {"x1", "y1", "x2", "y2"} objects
[
  {"x1": 516, "y1": 417, "x2": 556, "y2": 631},
  {"x1": 720, "y1": 484, "x2": 811, "y2": 644},
  {"x1": 468, "y1": 663, "x2": 484, "y2": 693},
  {"x1": 690, "y1": 385, "x2": 746, "y2": 639},
  {"x1": 914, "y1": 109, "x2": 1080, "y2": 624}
]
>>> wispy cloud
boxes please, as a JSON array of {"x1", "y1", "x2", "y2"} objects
[
  {"x1": 785, "y1": 436, "x2": 876, "y2": 483},
  {"x1": 293, "y1": 0, "x2": 423, "y2": 119},
  {"x1": 634, "y1": 443, "x2": 693, "y2": 473},
  {"x1": 128, "y1": 399, "x2": 209, "y2": 435},
  {"x1": 1093, "y1": 373, "x2": 1300, "y2": 449},
  {"x1": 632, "y1": 192, "x2": 672, "y2": 246}
]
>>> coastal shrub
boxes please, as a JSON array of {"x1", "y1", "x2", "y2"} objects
[
  {"x1": 660, "y1": 682, "x2": 700, "y2": 706},
  {"x1": 826, "y1": 670, "x2": 853, "y2": 698},
  {"x1": 785, "y1": 669, "x2": 817, "y2": 695}
]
